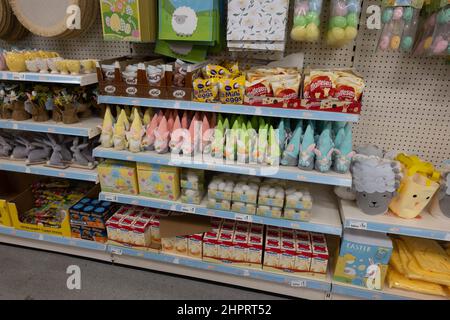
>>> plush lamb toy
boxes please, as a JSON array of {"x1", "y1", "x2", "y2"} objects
[{"x1": 430, "y1": 172, "x2": 450, "y2": 219}]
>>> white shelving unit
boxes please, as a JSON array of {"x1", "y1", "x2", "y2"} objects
[
  {"x1": 0, "y1": 159, "x2": 98, "y2": 182},
  {"x1": 93, "y1": 147, "x2": 352, "y2": 187},
  {"x1": 339, "y1": 200, "x2": 450, "y2": 241},
  {"x1": 0, "y1": 117, "x2": 102, "y2": 138},
  {"x1": 99, "y1": 184, "x2": 342, "y2": 236},
  {"x1": 0, "y1": 71, "x2": 98, "y2": 86},
  {"x1": 98, "y1": 95, "x2": 360, "y2": 123}
]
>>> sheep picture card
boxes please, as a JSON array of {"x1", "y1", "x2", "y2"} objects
[
  {"x1": 159, "y1": 0, "x2": 218, "y2": 43},
  {"x1": 100, "y1": 0, "x2": 157, "y2": 42}
]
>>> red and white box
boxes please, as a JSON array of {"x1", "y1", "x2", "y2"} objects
[
  {"x1": 248, "y1": 233, "x2": 263, "y2": 267},
  {"x1": 188, "y1": 234, "x2": 204, "y2": 259},
  {"x1": 310, "y1": 238, "x2": 329, "y2": 274},
  {"x1": 295, "y1": 238, "x2": 312, "y2": 272},
  {"x1": 232, "y1": 232, "x2": 249, "y2": 264},
  {"x1": 218, "y1": 229, "x2": 235, "y2": 261},
  {"x1": 150, "y1": 216, "x2": 161, "y2": 245},
  {"x1": 131, "y1": 218, "x2": 152, "y2": 247},
  {"x1": 280, "y1": 238, "x2": 296, "y2": 270},
  {"x1": 264, "y1": 228, "x2": 281, "y2": 268},
  {"x1": 174, "y1": 235, "x2": 189, "y2": 256},
  {"x1": 203, "y1": 230, "x2": 220, "y2": 259}
]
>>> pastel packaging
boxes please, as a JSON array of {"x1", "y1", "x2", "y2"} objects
[
  {"x1": 188, "y1": 234, "x2": 204, "y2": 259},
  {"x1": 137, "y1": 163, "x2": 180, "y2": 201},
  {"x1": 310, "y1": 236, "x2": 329, "y2": 274},
  {"x1": 232, "y1": 231, "x2": 249, "y2": 264},
  {"x1": 203, "y1": 230, "x2": 220, "y2": 259},
  {"x1": 264, "y1": 228, "x2": 281, "y2": 268},
  {"x1": 218, "y1": 229, "x2": 235, "y2": 261},
  {"x1": 98, "y1": 160, "x2": 139, "y2": 195},
  {"x1": 333, "y1": 229, "x2": 393, "y2": 290}
]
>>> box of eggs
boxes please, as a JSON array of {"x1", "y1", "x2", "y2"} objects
[
  {"x1": 208, "y1": 176, "x2": 235, "y2": 201},
  {"x1": 181, "y1": 189, "x2": 204, "y2": 205},
  {"x1": 181, "y1": 169, "x2": 205, "y2": 191},
  {"x1": 207, "y1": 198, "x2": 232, "y2": 211},
  {"x1": 256, "y1": 206, "x2": 283, "y2": 218},
  {"x1": 258, "y1": 184, "x2": 285, "y2": 208},
  {"x1": 231, "y1": 181, "x2": 259, "y2": 204},
  {"x1": 231, "y1": 202, "x2": 257, "y2": 215},
  {"x1": 284, "y1": 186, "x2": 313, "y2": 210}
]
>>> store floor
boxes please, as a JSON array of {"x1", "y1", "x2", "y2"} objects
[{"x1": 0, "y1": 244, "x2": 287, "y2": 300}]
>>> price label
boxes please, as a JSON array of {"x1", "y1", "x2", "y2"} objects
[
  {"x1": 445, "y1": 233, "x2": 450, "y2": 241},
  {"x1": 58, "y1": 173, "x2": 66, "y2": 178},
  {"x1": 12, "y1": 73, "x2": 25, "y2": 81},
  {"x1": 242, "y1": 270, "x2": 250, "y2": 277},
  {"x1": 254, "y1": 108, "x2": 262, "y2": 116},
  {"x1": 235, "y1": 214, "x2": 252, "y2": 223},
  {"x1": 69, "y1": 240, "x2": 77, "y2": 246},
  {"x1": 173, "y1": 258, "x2": 180, "y2": 265},
  {"x1": 48, "y1": 128, "x2": 56, "y2": 133},
  {"x1": 103, "y1": 193, "x2": 118, "y2": 202},
  {"x1": 111, "y1": 248, "x2": 123, "y2": 256},
  {"x1": 349, "y1": 221, "x2": 368, "y2": 230},
  {"x1": 290, "y1": 280, "x2": 306, "y2": 288},
  {"x1": 181, "y1": 205, "x2": 196, "y2": 214},
  {"x1": 12, "y1": 124, "x2": 18, "y2": 130},
  {"x1": 38, "y1": 234, "x2": 44, "y2": 241},
  {"x1": 126, "y1": 156, "x2": 135, "y2": 161},
  {"x1": 131, "y1": 200, "x2": 139, "y2": 206},
  {"x1": 25, "y1": 167, "x2": 31, "y2": 174}
]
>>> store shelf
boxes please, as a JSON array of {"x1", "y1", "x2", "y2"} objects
[
  {"x1": 0, "y1": 71, "x2": 98, "y2": 86},
  {"x1": 93, "y1": 147, "x2": 353, "y2": 187},
  {"x1": 0, "y1": 225, "x2": 110, "y2": 261},
  {"x1": 339, "y1": 200, "x2": 450, "y2": 241},
  {"x1": 0, "y1": 118, "x2": 102, "y2": 138},
  {"x1": 331, "y1": 282, "x2": 448, "y2": 300},
  {"x1": 98, "y1": 95, "x2": 360, "y2": 123},
  {"x1": 99, "y1": 184, "x2": 342, "y2": 236},
  {"x1": 108, "y1": 245, "x2": 332, "y2": 299},
  {"x1": 0, "y1": 159, "x2": 98, "y2": 182}
]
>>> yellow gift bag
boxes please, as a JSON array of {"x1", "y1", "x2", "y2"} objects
[{"x1": 389, "y1": 154, "x2": 440, "y2": 219}]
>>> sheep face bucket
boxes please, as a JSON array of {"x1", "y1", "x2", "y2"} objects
[{"x1": 356, "y1": 191, "x2": 394, "y2": 216}]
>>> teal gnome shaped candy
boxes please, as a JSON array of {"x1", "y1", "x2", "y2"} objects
[
  {"x1": 281, "y1": 120, "x2": 303, "y2": 166},
  {"x1": 334, "y1": 124, "x2": 355, "y2": 173},
  {"x1": 314, "y1": 127, "x2": 335, "y2": 172},
  {"x1": 298, "y1": 124, "x2": 316, "y2": 170}
]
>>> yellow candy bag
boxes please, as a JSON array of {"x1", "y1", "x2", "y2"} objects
[
  {"x1": 387, "y1": 269, "x2": 448, "y2": 297},
  {"x1": 218, "y1": 75, "x2": 245, "y2": 105},
  {"x1": 193, "y1": 78, "x2": 219, "y2": 103},
  {"x1": 203, "y1": 65, "x2": 232, "y2": 79}
]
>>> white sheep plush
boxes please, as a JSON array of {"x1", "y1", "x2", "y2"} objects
[
  {"x1": 171, "y1": 6, "x2": 198, "y2": 37},
  {"x1": 351, "y1": 154, "x2": 402, "y2": 215}
]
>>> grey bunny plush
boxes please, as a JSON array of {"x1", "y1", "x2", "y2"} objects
[
  {"x1": 27, "y1": 140, "x2": 52, "y2": 164},
  {"x1": 71, "y1": 137, "x2": 92, "y2": 167},
  {"x1": 43, "y1": 134, "x2": 73, "y2": 167},
  {"x1": 0, "y1": 135, "x2": 13, "y2": 158},
  {"x1": 11, "y1": 136, "x2": 34, "y2": 160}
]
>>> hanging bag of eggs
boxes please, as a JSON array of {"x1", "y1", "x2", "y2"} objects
[
  {"x1": 414, "y1": 4, "x2": 449, "y2": 56},
  {"x1": 326, "y1": 0, "x2": 362, "y2": 47},
  {"x1": 377, "y1": 1, "x2": 422, "y2": 52},
  {"x1": 291, "y1": 0, "x2": 324, "y2": 42}
]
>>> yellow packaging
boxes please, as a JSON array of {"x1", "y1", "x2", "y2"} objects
[
  {"x1": 223, "y1": 61, "x2": 240, "y2": 76},
  {"x1": 218, "y1": 75, "x2": 245, "y2": 105},
  {"x1": 400, "y1": 236, "x2": 450, "y2": 276},
  {"x1": 137, "y1": 163, "x2": 180, "y2": 201},
  {"x1": 98, "y1": 161, "x2": 139, "y2": 195},
  {"x1": 387, "y1": 269, "x2": 448, "y2": 297},
  {"x1": 203, "y1": 65, "x2": 231, "y2": 79},
  {"x1": 0, "y1": 200, "x2": 13, "y2": 227},
  {"x1": 390, "y1": 245, "x2": 406, "y2": 275},
  {"x1": 193, "y1": 78, "x2": 219, "y2": 103}
]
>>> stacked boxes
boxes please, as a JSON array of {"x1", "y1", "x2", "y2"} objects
[
  {"x1": 231, "y1": 180, "x2": 259, "y2": 215},
  {"x1": 283, "y1": 185, "x2": 313, "y2": 222},
  {"x1": 263, "y1": 227, "x2": 329, "y2": 276},
  {"x1": 180, "y1": 169, "x2": 205, "y2": 205},
  {"x1": 69, "y1": 198, "x2": 118, "y2": 243},
  {"x1": 203, "y1": 218, "x2": 264, "y2": 268},
  {"x1": 106, "y1": 206, "x2": 169, "y2": 251},
  {"x1": 98, "y1": 160, "x2": 139, "y2": 195},
  {"x1": 137, "y1": 163, "x2": 180, "y2": 201},
  {"x1": 207, "y1": 175, "x2": 235, "y2": 211},
  {"x1": 257, "y1": 180, "x2": 285, "y2": 218}
]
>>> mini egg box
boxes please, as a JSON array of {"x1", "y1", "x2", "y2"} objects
[
  {"x1": 181, "y1": 188, "x2": 204, "y2": 205},
  {"x1": 284, "y1": 208, "x2": 312, "y2": 222},
  {"x1": 257, "y1": 206, "x2": 283, "y2": 219},
  {"x1": 208, "y1": 176, "x2": 235, "y2": 201},
  {"x1": 232, "y1": 181, "x2": 259, "y2": 204},
  {"x1": 207, "y1": 198, "x2": 231, "y2": 211},
  {"x1": 231, "y1": 202, "x2": 257, "y2": 215},
  {"x1": 258, "y1": 182, "x2": 286, "y2": 208},
  {"x1": 285, "y1": 185, "x2": 313, "y2": 210},
  {"x1": 181, "y1": 169, "x2": 205, "y2": 191}
]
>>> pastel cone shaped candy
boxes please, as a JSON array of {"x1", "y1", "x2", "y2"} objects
[
  {"x1": 127, "y1": 108, "x2": 144, "y2": 153},
  {"x1": 167, "y1": 112, "x2": 175, "y2": 132},
  {"x1": 143, "y1": 114, "x2": 159, "y2": 150},
  {"x1": 100, "y1": 106, "x2": 114, "y2": 148},
  {"x1": 143, "y1": 108, "x2": 153, "y2": 126},
  {"x1": 154, "y1": 116, "x2": 170, "y2": 154},
  {"x1": 181, "y1": 111, "x2": 189, "y2": 129}
]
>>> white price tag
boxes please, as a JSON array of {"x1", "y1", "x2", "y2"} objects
[
  {"x1": 254, "y1": 108, "x2": 262, "y2": 116},
  {"x1": 12, "y1": 73, "x2": 25, "y2": 81},
  {"x1": 103, "y1": 193, "x2": 118, "y2": 202},
  {"x1": 69, "y1": 240, "x2": 77, "y2": 246},
  {"x1": 349, "y1": 221, "x2": 368, "y2": 230},
  {"x1": 48, "y1": 128, "x2": 56, "y2": 133},
  {"x1": 12, "y1": 124, "x2": 18, "y2": 130},
  {"x1": 131, "y1": 200, "x2": 139, "y2": 205},
  {"x1": 242, "y1": 269, "x2": 250, "y2": 277},
  {"x1": 290, "y1": 280, "x2": 306, "y2": 288},
  {"x1": 235, "y1": 214, "x2": 253, "y2": 223},
  {"x1": 173, "y1": 258, "x2": 180, "y2": 265},
  {"x1": 303, "y1": 112, "x2": 313, "y2": 119},
  {"x1": 25, "y1": 167, "x2": 31, "y2": 174},
  {"x1": 445, "y1": 233, "x2": 450, "y2": 241},
  {"x1": 38, "y1": 234, "x2": 44, "y2": 241},
  {"x1": 181, "y1": 205, "x2": 196, "y2": 214},
  {"x1": 111, "y1": 248, "x2": 123, "y2": 256}
]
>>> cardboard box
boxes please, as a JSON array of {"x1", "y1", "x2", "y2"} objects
[
  {"x1": 69, "y1": 198, "x2": 118, "y2": 229},
  {"x1": 207, "y1": 198, "x2": 231, "y2": 211},
  {"x1": 71, "y1": 225, "x2": 108, "y2": 243},
  {"x1": 137, "y1": 163, "x2": 180, "y2": 201},
  {"x1": 98, "y1": 160, "x2": 139, "y2": 195},
  {"x1": 188, "y1": 234, "x2": 203, "y2": 259},
  {"x1": 203, "y1": 230, "x2": 220, "y2": 259}
]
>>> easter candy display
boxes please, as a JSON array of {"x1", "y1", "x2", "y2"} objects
[
  {"x1": 326, "y1": 0, "x2": 362, "y2": 47},
  {"x1": 428, "y1": 5, "x2": 450, "y2": 56},
  {"x1": 413, "y1": 12, "x2": 437, "y2": 55},
  {"x1": 377, "y1": 5, "x2": 420, "y2": 52},
  {"x1": 291, "y1": 0, "x2": 324, "y2": 42}
]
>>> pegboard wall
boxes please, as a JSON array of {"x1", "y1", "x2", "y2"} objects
[{"x1": 0, "y1": 0, "x2": 448, "y2": 165}]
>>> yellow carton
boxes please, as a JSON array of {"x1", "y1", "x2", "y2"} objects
[
  {"x1": 98, "y1": 160, "x2": 139, "y2": 195},
  {"x1": 137, "y1": 163, "x2": 180, "y2": 201}
]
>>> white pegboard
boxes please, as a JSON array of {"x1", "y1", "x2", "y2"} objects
[
  {"x1": 0, "y1": 0, "x2": 448, "y2": 165},
  {"x1": 352, "y1": 0, "x2": 450, "y2": 165}
]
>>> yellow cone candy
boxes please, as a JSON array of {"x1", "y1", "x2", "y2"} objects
[
  {"x1": 305, "y1": 23, "x2": 320, "y2": 42},
  {"x1": 291, "y1": 26, "x2": 307, "y2": 41}
]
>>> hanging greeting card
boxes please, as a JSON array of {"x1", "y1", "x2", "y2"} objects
[{"x1": 100, "y1": 0, "x2": 156, "y2": 42}]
